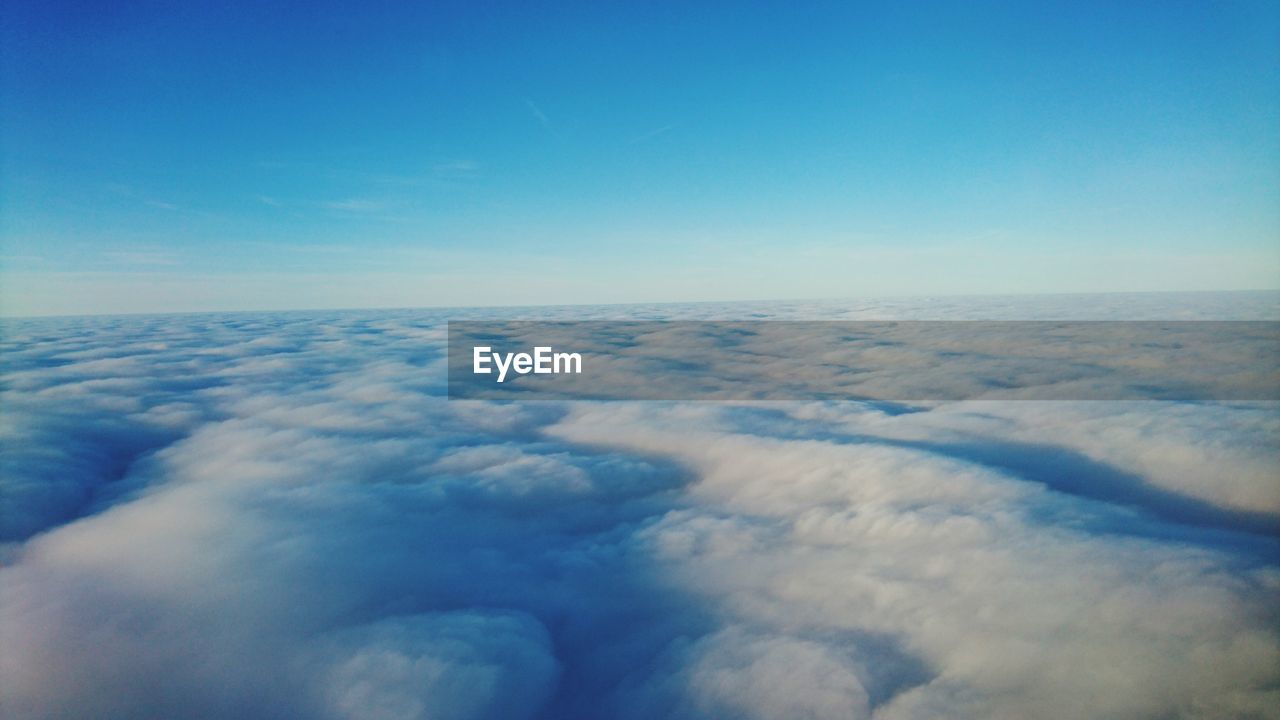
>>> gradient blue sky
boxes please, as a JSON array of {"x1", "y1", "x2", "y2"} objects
[{"x1": 2, "y1": 1, "x2": 1278, "y2": 315}]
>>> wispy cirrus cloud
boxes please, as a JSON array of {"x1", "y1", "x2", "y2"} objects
[
  {"x1": 320, "y1": 198, "x2": 391, "y2": 213},
  {"x1": 525, "y1": 98, "x2": 560, "y2": 139},
  {"x1": 100, "y1": 250, "x2": 181, "y2": 267},
  {"x1": 629, "y1": 124, "x2": 676, "y2": 145},
  {"x1": 433, "y1": 159, "x2": 478, "y2": 174}
]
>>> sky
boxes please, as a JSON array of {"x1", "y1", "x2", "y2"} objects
[{"x1": 2, "y1": 0, "x2": 1278, "y2": 315}]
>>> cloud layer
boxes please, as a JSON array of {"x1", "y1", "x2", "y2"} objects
[{"x1": 1, "y1": 296, "x2": 1278, "y2": 719}]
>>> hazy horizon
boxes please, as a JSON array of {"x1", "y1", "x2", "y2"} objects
[{"x1": 4, "y1": 287, "x2": 1280, "y2": 320}]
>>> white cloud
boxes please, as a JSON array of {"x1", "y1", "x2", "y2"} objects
[
  {"x1": 307, "y1": 612, "x2": 559, "y2": 720},
  {"x1": 0, "y1": 296, "x2": 1277, "y2": 719},
  {"x1": 321, "y1": 198, "x2": 394, "y2": 212},
  {"x1": 550, "y1": 402, "x2": 1280, "y2": 719}
]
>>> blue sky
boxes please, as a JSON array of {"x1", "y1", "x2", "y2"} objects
[{"x1": 2, "y1": 1, "x2": 1278, "y2": 315}]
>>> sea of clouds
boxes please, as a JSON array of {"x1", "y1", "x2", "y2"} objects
[{"x1": 1, "y1": 293, "x2": 1278, "y2": 720}]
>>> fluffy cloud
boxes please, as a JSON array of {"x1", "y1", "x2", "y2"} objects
[
  {"x1": 1, "y1": 295, "x2": 1277, "y2": 719},
  {"x1": 306, "y1": 612, "x2": 559, "y2": 720},
  {"x1": 551, "y1": 402, "x2": 1280, "y2": 719}
]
